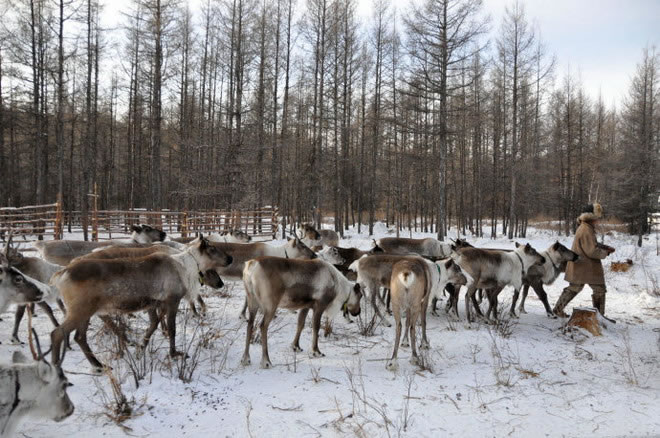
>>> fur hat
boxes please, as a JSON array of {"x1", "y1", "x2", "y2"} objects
[{"x1": 577, "y1": 203, "x2": 603, "y2": 223}]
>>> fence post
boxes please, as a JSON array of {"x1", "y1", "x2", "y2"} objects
[
  {"x1": 55, "y1": 193, "x2": 63, "y2": 240},
  {"x1": 272, "y1": 207, "x2": 278, "y2": 240},
  {"x1": 92, "y1": 183, "x2": 99, "y2": 241},
  {"x1": 182, "y1": 210, "x2": 188, "y2": 238}
]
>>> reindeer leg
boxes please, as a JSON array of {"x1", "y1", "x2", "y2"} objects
[
  {"x1": 386, "y1": 304, "x2": 402, "y2": 371},
  {"x1": 11, "y1": 305, "x2": 27, "y2": 344},
  {"x1": 509, "y1": 288, "x2": 520, "y2": 318},
  {"x1": 166, "y1": 299, "x2": 186, "y2": 358},
  {"x1": 369, "y1": 284, "x2": 391, "y2": 327},
  {"x1": 57, "y1": 298, "x2": 67, "y2": 315},
  {"x1": 465, "y1": 284, "x2": 477, "y2": 323},
  {"x1": 51, "y1": 319, "x2": 77, "y2": 366},
  {"x1": 241, "y1": 304, "x2": 258, "y2": 366},
  {"x1": 310, "y1": 306, "x2": 325, "y2": 358},
  {"x1": 292, "y1": 308, "x2": 309, "y2": 352},
  {"x1": 533, "y1": 282, "x2": 555, "y2": 318},
  {"x1": 38, "y1": 302, "x2": 60, "y2": 329},
  {"x1": 409, "y1": 309, "x2": 419, "y2": 366},
  {"x1": 420, "y1": 295, "x2": 430, "y2": 349},
  {"x1": 142, "y1": 307, "x2": 160, "y2": 348},
  {"x1": 259, "y1": 310, "x2": 276, "y2": 368},
  {"x1": 74, "y1": 318, "x2": 107, "y2": 373},
  {"x1": 239, "y1": 297, "x2": 249, "y2": 321},
  {"x1": 518, "y1": 284, "x2": 530, "y2": 314},
  {"x1": 385, "y1": 288, "x2": 392, "y2": 315},
  {"x1": 197, "y1": 296, "x2": 207, "y2": 316}
]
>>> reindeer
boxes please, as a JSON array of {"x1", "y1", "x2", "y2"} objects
[
  {"x1": 241, "y1": 257, "x2": 362, "y2": 369},
  {"x1": 1, "y1": 259, "x2": 52, "y2": 321},
  {"x1": 300, "y1": 223, "x2": 339, "y2": 249},
  {"x1": 317, "y1": 241, "x2": 384, "y2": 281},
  {"x1": 376, "y1": 236, "x2": 452, "y2": 259},
  {"x1": 452, "y1": 243, "x2": 546, "y2": 322},
  {"x1": 1, "y1": 242, "x2": 65, "y2": 345},
  {"x1": 0, "y1": 332, "x2": 74, "y2": 437},
  {"x1": 207, "y1": 238, "x2": 317, "y2": 319},
  {"x1": 49, "y1": 237, "x2": 232, "y2": 372},
  {"x1": 350, "y1": 253, "x2": 466, "y2": 335},
  {"x1": 33, "y1": 224, "x2": 167, "y2": 266},
  {"x1": 172, "y1": 229, "x2": 252, "y2": 244},
  {"x1": 448, "y1": 241, "x2": 578, "y2": 318}
]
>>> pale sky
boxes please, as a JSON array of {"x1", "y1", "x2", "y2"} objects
[
  {"x1": 358, "y1": 0, "x2": 659, "y2": 107},
  {"x1": 98, "y1": 0, "x2": 659, "y2": 108}
]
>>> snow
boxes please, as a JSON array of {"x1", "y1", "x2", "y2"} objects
[{"x1": 2, "y1": 224, "x2": 660, "y2": 437}]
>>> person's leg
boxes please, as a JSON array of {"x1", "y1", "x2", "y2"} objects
[
  {"x1": 553, "y1": 283, "x2": 584, "y2": 318},
  {"x1": 590, "y1": 284, "x2": 607, "y2": 315}
]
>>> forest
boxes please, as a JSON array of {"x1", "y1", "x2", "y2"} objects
[{"x1": 0, "y1": 0, "x2": 657, "y2": 241}]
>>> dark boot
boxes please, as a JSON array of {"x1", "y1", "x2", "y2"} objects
[
  {"x1": 591, "y1": 292, "x2": 615, "y2": 322},
  {"x1": 553, "y1": 288, "x2": 579, "y2": 318}
]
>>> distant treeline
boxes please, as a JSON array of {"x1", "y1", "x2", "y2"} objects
[{"x1": 0, "y1": 0, "x2": 657, "y2": 243}]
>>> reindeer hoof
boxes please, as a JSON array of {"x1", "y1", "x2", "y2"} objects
[
  {"x1": 431, "y1": 311, "x2": 439, "y2": 317},
  {"x1": 510, "y1": 312, "x2": 519, "y2": 319},
  {"x1": 311, "y1": 351, "x2": 325, "y2": 358},
  {"x1": 420, "y1": 340, "x2": 430, "y2": 350},
  {"x1": 387, "y1": 310, "x2": 393, "y2": 316},
  {"x1": 9, "y1": 336, "x2": 23, "y2": 345},
  {"x1": 401, "y1": 340, "x2": 410, "y2": 348},
  {"x1": 547, "y1": 312, "x2": 558, "y2": 319},
  {"x1": 410, "y1": 356, "x2": 420, "y2": 366},
  {"x1": 241, "y1": 357, "x2": 251, "y2": 366},
  {"x1": 382, "y1": 319, "x2": 392, "y2": 328},
  {"x1": 292, "y1": 345, "x2": 303, "y2": 353},
  {"x1": 238, "y1": 313, "x2": 247, "y2": 321},
  {"x1": 261, "y1": 359, "x2": 273, "y2": 369},
  {"x1": 386, "y1": 360, "x2": 398, "y2": 371}
]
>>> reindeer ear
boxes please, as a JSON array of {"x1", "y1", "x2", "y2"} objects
[
  {"x1": 553, "y1": 241, "x2": 560, "y2": 250},
  {"x1": 12, "y1": 351, "x2": 29, "y2": 364},
  {"x1": 353, "y1": 283, "x2": 361, "y2": 294},
  {"x1": 444, "y1": 259, "x2": 454, "y2": 269},
  {"x1": 515, "y1": 242, "x2": 520, "y2": 248},
  {"x1": 525, "y1": 243, "x2": 531, "y2": 249},
  {"x1": 36, "y1": 360, "x2": 54, "y2": 381},
  {"x1": 131, "y1": 224, "x2": 142, "y2": 233}
]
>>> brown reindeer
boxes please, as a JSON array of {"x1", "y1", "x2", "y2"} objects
[{"x1": 49, "y1": 237, "x2": 232, "y2": 371}]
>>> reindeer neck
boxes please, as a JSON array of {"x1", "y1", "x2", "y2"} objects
[{"x1": 172, "y1": 249, "x2": 202, "y2": 290}]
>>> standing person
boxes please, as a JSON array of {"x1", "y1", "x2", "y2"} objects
[{"x1": 553, "y1": 203, "x2": 616, "y2": 318}]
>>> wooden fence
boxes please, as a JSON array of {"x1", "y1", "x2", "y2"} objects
[
  {"x1": 1, "y1": 197, "x2": 278, "y2": 247},
  {"x1": 0, "y1": 198, "x2": 63, "y2": 246}
]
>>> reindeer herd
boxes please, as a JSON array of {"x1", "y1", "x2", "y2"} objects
[{"x1": 0, "y1": 222, "x2": 582, "y2": 436}]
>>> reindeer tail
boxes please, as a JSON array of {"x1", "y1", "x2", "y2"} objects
[{"x1": 398, "y1": 269, "x2": 416, "y2": 289}]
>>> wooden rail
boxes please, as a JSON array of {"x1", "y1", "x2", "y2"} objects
[{"x1": 1, "y1": 196, "x2": 278, "y2": 246}]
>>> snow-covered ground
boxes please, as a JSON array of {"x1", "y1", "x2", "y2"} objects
[{"x1": 2, "y1": 223, "x2": 660, "y2": 437}]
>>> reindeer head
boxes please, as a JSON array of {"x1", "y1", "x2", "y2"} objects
[
  {"x1": 369, "y1": 240, "x2": 384, "y2": 254},
  {"x1": 0, "y1": 264, "x2": 48, "y2": 313},
  {"x1": 515, "y1": 242, "x2": 546, "y2": 267},
  {"x1": 344, "y1": 283, "x2": 362, "y2": 317},
  {"x1": 286, "y1": 237, "x2": 317, "y2": 259},
  {"x1": 550, "y1": 241, "x2": 579, "y2": 262},
  {"x1": 301, "y1": 224, "x2": 321, "y2": 241},
  {"x1": 440, "y1": 258, "x2": 467, "y2": 286},
  {"x1": 200, "y1": 269, "x2": 224, "y2": 289},
  {"x1": 193, "y1": 236, "x2": 233, "y2": 271},
  {"x1": 318, "y1": 246, "x2": 345, "y2": 265},
  {"x1": 12, "y1": 331, "x2": 75, "y2": 423},
  {"x1": 130, "y1": 224, "x2": 167, "y2": 243},
  {"x1": 453, "y1": 238, "x2": 473, "y2": 250}
]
